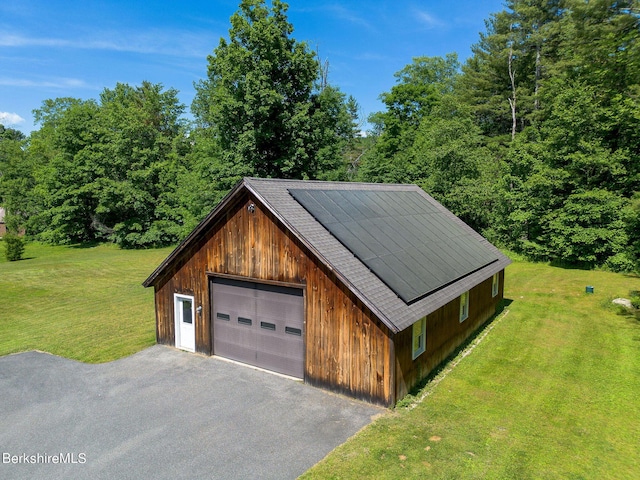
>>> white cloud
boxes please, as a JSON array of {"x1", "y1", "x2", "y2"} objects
[
  {"x1": 0, "y1": 33, "x2": 69, "y2": 47},
  {"x1": 414, "y1": 10, "x2": 446, "y2": 29},
  {"x1": 356, "y1": 52, "x2": 393, "y2": 62},
  {"x1": 0, "y1": 77, "x2": 90, "y2": 89},
  {"x1": 323, "y1": 5, "x2": 373, "y2": 29},
  {"x1": 296, "y1": 5, "x2": 374, "y2": 30},
  {"x1": 0, "y1": 111, "x2": 25, "y2": 125},
  {"x1": 0, "y1": 30, "x2": 215, "y2": 58}
]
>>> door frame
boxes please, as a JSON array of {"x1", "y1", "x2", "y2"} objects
[{"x1": 174, "y1": 293, "x2": 196, "y2": 352}]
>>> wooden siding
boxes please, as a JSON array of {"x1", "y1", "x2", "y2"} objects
[
  {"x1": 303, "y1": 258, "x2": 393, "y2": 405},
  {"x1": 153, "y1": 191, "x2": 394, "y2": 405},
  {"x1": 394, "y1": 270, "x2": 504, "y2": 401}
]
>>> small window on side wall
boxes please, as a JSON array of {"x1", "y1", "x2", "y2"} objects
[
  {"x1": 492, "y1": 273, "x2": 500, "y2": 298},
  {"x1": 412, "y1": 317, "x2": 426, "y2": 360},
  {"x1": 459, "y1": 291, "x2": 469, "y2": 323}
]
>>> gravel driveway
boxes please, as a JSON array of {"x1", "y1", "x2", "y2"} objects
[{"x1": 0, "y1": 345, "x2": 382, "y2": 480}]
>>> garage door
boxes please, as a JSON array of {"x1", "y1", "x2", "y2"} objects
[{"x1": 211, "y1": 277, "x2": 305, "y2": 378}]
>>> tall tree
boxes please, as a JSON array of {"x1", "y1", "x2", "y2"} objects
[
  {"x1": 358, "y1": 54, "x2": 460, "y2": 183},
  {"x1": 459, "y1": 1, "x2": 563, "y2": 140},
  {"x1": 31, "y1": 98, "x2": 100, "y2": 243},
  {"x1": 409, "y1": 97, "x2": 497, "y2": 232},
  {"x1": 31, "y1": 83, "x2": 189, "y2": 247},
  {"x1": 192, "y1": 0, "x2": 354, "y2": 180},
  {"x1": 0, "y1": 125, "x2": 31, "y2": 233}
]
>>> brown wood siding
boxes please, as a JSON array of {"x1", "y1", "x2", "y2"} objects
[
  {"x1": 303, "y1": 259, "x2": 392, "y2": 405},
  {"x1": 153, "y1": 191, "x2": 393, "y2": 405},
  {"x1": 394, "y1": 270, "x2": 504, "y2": 401}
]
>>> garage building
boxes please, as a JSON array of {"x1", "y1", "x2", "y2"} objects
[{"x1": 143, "y1": 178, "x2": 511, "y2": 406}]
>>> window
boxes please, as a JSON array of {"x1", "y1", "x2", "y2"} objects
[
  {"x1": 181, "y1": 299, "x2": 193, "y2": 324},
  {"x1": 238, "y1": 317, "x2": 252, "y2": 326},
  {"x1": 459, "y1": 291, "x2": 469, "y2": 322},
  {"x1": 492, "y1": 273, "x2": 500, "y2": 297},
  {"x1": 260, "y1": 321, "x2": 276, "y2": 331},
  {"x1": 285, "y1": 326, "x2": 302, "y2": 336},
  {"x1": 412, "y1": 317, "x2": 426, "y2": 360}
]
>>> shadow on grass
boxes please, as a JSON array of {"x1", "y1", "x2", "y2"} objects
[
  {"x1": 549, "y1": 259, "x2": 594, "y2": 270},
  {"x1": 616, "y1": 306, "x2": 640, "y2": 322},
  {"x1": 69, "y1": 241, "x2": 104, "y2": 249},
  {"x1": 613, "y1": 290, "x2": 640, "y2": 321},
  {"x1": 397, "y1": 298, "x2": 514, "y2": 408}
]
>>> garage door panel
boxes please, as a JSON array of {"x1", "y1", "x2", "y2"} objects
[
  {"x1": 212, "y1": 317, "x2": 257, "y2": 365},
  {"x1": 212, "y1": 277, "x2": 304, "y2": 379},
  {"x1": 257, "y1": 296, "x2": 304, "y2": 326},
  {"x1": 215, "y1": 288, "x2": 256, "y2": 316},
  {"x1": 256, "y1": 350, "x2": 303, "y2": 378},
  {"x1": 256, "y1": 326, "x2": 304, "y2": 377}
]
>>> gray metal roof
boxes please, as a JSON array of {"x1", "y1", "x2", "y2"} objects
[{"x1": 143, "y1": 177, "x2": 511, "y2": 334}]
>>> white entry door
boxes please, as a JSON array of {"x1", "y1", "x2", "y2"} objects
[{"x1": 174, "y1": 294, "x2": 195, "y2": 352}]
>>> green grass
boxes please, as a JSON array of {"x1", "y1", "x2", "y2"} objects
[
  {"x1": 2, "y1": 243, "x2": 639, "y2": 477},
  {"x1": 302, "y1": 260, "x2": 640, "y2": 479},
  {"x1": 0, "y1": 241, "x2": 173, "y2": 363}
]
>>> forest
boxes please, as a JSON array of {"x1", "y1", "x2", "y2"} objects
[{"x1": 0, "y1": 0, "x2": 639, "y2": 271}]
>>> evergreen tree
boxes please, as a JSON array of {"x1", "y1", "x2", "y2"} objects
[{"x1": 459, "y1": 0, "x2": 563, "y2": 140}]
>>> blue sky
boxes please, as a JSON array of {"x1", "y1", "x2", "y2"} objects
[{"x1": 0, "y1": 0, "x2": 506, "y2": 135}]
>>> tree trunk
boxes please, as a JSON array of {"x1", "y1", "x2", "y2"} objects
[
  {"x1": 508, "y1": 45, "x2": 517, "y2": 141},
  {"x1": 534, "y1": 45, "x2": 541, "y2": 111}
]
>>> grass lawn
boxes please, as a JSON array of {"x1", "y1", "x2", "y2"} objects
[
  {"x1": 302, "y1": 259, "x2": 640, "y2": 479},
  {"x1": 2, "y1": 243, "x2": 639, "y2": 477},
  {"x1": 0, "y1": 241, "x2": 173, "y2": 363}
]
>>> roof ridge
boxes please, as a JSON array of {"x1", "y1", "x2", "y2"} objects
[{"x1": 244, "y1": 177, "x2": 419, "y2": 188}]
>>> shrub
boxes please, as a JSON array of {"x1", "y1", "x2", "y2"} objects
[
  {"x1": 604, "y1": 252, "x2": 637, "y2": 273},
  {"x1": 4, "y1": 233, "x2": 25, "y2": 261}
]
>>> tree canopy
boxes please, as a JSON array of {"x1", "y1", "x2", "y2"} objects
[
  {"x1": 192, "y1": 0, "x2": 356, "y2": 181},
  {"x1": 2, "y1": 83, "x2": 189, "y2": 247},
  {"x1": 358, "y1": 0, "x2": 640, "y2": 271},
  {"x1": 2, "y1": 0, "x2": 638, "y2": 271}
]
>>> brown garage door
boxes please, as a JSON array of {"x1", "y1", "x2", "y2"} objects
[{"x1": 211, "y1": 277, "x2": 305, "y2": 378}]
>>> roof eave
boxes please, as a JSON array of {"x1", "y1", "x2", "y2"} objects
[{"x1": 141, "y1": 179, "x2": 249, "y2": 288}]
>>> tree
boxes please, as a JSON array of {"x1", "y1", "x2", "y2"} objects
[
  {"x1": 410, "y1": 97, "x2": 497, "y2": 232},
  {"x1": 459, "y1": 1, "x2": 563, "y2": 140},
  {"x1": 456, "y1": 0, "x2": 640, "y2": 269},
  {"x1": 31, "y1": 83, "x2": 189, "y2": 247},
  {"x1": 546, "y1": 189, "x2": 630, "y2": 266},
  {"x1": 3, "y1": 233, "x2": 25, "y2": 261},
  {"x1": 0, "y1": 125, "x2": 32, "y2": 233},
  {"x1": 358, "y1": 55, "x2": 460, "y2": 183},
  {"x1": 192, "y1": 0, "x2": 354, "y2": 180},
  {"x1": 628, "y1": 193, "x2": 640, "y2": 272},
  {"x1": 89, "y1": 82, "x2": 188, "y2": 247},
  {"x1": 31, "y1": 98, "x2": 100, "y2": 243},
  {"x1": 0, "y1": 125, "x2": 25, "y2": 142}
]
